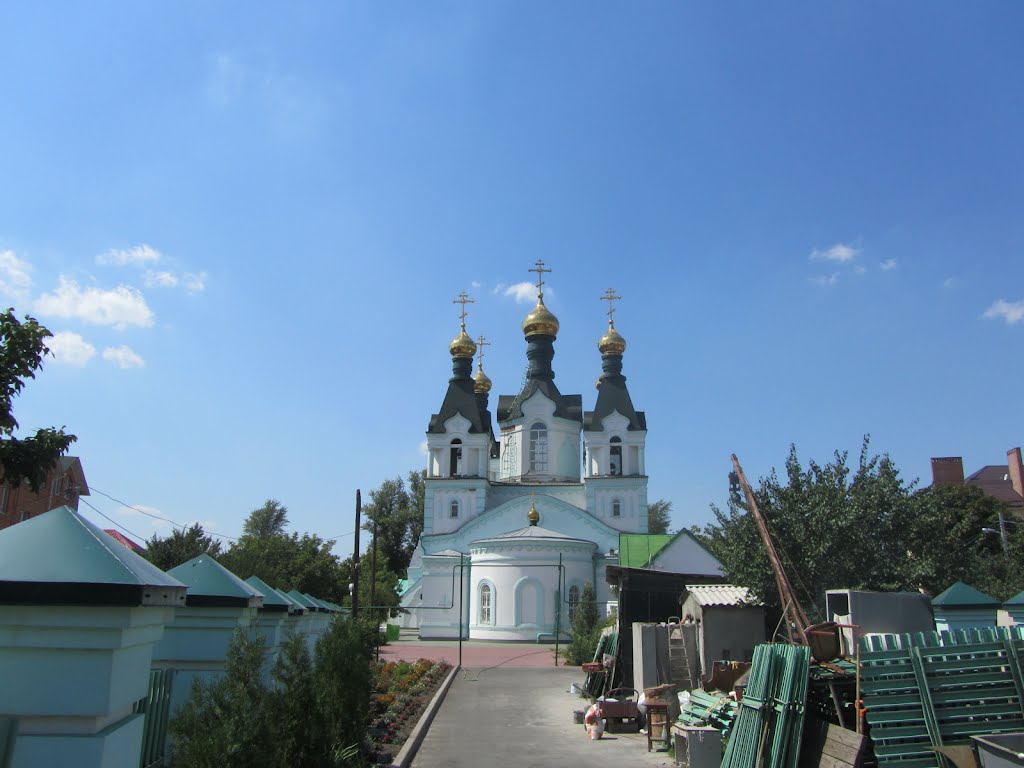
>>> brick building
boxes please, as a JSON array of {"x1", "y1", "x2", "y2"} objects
[
  {"x1": 930, "y1": 448, "x2": 1024, "y2": 515},
  {"x1": 0, "y1": 456, "x2": 89, "y2": 531}
]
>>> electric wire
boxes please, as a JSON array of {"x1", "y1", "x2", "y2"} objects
[{"x1": 79, "y1": 497, "x2": 150, "y2": 543}]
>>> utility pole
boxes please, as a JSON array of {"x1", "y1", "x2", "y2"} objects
[{"x1": 352, "y1": 490, "x2": 361, "y2": 619}]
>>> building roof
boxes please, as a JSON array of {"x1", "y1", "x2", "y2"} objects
[
  {"x1": 103, "y1": 529, "x2": 145, "y2": 552},
  {"x1": 472, "y1": 524, "x2": 592, "y2": 546},
  {"x1": 0, "y1": 505, "x2": 185, "y2": 606},
  {"x1": 965, "y1": 465, "x2": 1024, "y2": 506},
  {"x1": 167, "y1": 555, "x2": 264, "y2": 608},
  {"x1": 932, "y1": 580, "x2": 1000, "y2": 607},
  {"x1": 618, "y1": 534, "x2": 673, "y2": 568},
  {"x1": 244, "y1": 575, "x2": 294, "y2": 612},
  {"x1": 683, "y1": 584, "x2": 759, "y2": 607}
]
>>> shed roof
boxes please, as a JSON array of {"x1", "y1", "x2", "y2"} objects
[
  {"x1": 932, "y1": 580, "x2": 1000, "y2": 607},
  {"x1": 683, "y1": 584, "x2": 759, "y2": 607},
  {"x1": 1004, "y1": 590, "x2": 1024, "y2": 606},
  {"x1": 618, "y1": 534, "x2": 673, "y2": 568}
]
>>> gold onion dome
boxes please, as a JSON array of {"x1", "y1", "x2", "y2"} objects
[
  {"x1": 473, "y1": 368, "x2": 492, "y2": 393},
  {"x1": 527, "y1": 500, "x2": 540, "y2": 526},
  {"x1": 598, "y1": 325, "x2": 626, "y2": 355},
  {"x1": 522, "y1": 298, "x2": 560, "y2": 337},
  {"x1": 449, "y1": 330, "x2": 477, "y2": 359}
]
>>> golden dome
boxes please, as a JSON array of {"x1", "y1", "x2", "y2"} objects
[
  {"x1": 449, "y1": 330, "x2": 477, "y2": 359},
  {"x1": 527, "y1": 500, "x2": 540, "y2": 525},
  {"x1": 598, "y1": 325, "x2": 626, "y2": 355},
  {"x1": 473, "y1": 368, "x2": 492, "y2": 393},
  {"x1": 522, "y1": 298, "x2": 560, "y2": 337}
]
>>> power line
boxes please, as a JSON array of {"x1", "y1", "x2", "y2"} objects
[
  {"x1": 88, "y1": 485, "x2": 239, "y2": 542},
  {"x1": 79, "y1": 497, "x2": 149, "y2": 543}
]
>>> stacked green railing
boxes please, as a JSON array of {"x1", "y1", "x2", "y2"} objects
[
  {"x1": 678, "y1": 690, "x2": 740, "y2": 737},
  {"x1": 720, "y1": 644, "x2": 810, "y2": 768},
  {"x1": 860, "y1": 626, "x2": 1024, "y2": 768},
  {"x1": 134, "y1": 668, "x2": 175, "y2": 768}
]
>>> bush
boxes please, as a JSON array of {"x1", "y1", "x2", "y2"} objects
[{"x1": 564, "y1": 582, "x2": 603, "y2": 666}]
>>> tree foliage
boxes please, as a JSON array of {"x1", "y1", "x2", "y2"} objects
[
  {"x1": 220, "y1": 500, "x2": 346, "y2": 602},
  {"x1": 648, "y1": 499, "x2": 672, "y2": 535},
  {"x1": 144, "y1": 523, "x2": 222, "y2": 571},
  {"x1": 697, "y1": 438, "x2": 1024, "y2": 625},
  {"x1": 171, "y1": 618, "x2": 372, "y2": 767},
  {"x1": 361, "y1": 471, "x2": 425, "y2": 576},
  {"x1": 339, "y1": 543, "x2": 401, "y2": 621},
  {"x1": 564, "y1": 581, "x2": 602, "y2": 666},
  {"x1": 0, "y1": 309, "x2": 76, "y2": 491}
]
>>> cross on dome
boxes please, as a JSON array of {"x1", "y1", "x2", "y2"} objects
[
  {"x1": 528, "y1": 259, "x2": 552, "y2": 301},
  {"x1": 453, "y1": 291, "x2": 475, "y2": 331},
  {"x1": 600, "y1": 288, "x2": 622, "y2": 328}
]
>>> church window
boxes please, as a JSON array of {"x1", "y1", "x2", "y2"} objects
[
  {"x1": 612, "y1": 499, "x2": 621, "y2": 517},
  {"x1": 529, "y1": 422, "x2": 548, "y2": 473},
  {"x1": 479, "y1": 583, "x2": 493, "y2": 625},
  {"x1": 568, "y1": 585, "x2": 580, "y2": 623},
  {"x1": 449, "y1": 439, "x2": 463, "y2": 476},
  {"x1": 450, "y1": 499, "x2": 460, "y2": 518},
  {"x1": 609, "y1": 436, "x2": 622, "y2": 476}
]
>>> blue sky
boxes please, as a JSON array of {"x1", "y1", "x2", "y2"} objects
[{"x1": 2, "y1": 3, "x2": 1022, "y2": 554}]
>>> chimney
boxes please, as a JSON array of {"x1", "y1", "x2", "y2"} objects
[
  {"x1": 1007, "y1": 448, "x2": 1024, "y2": 499},
  {"x1": 931, "y1": 457, "x2": 964, "y2": 487}
]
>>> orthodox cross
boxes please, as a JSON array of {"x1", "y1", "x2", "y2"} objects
[
  {"x1": 452, "y1": 291, "x2": 474, "y2": 331},
  {"x1": 600, "y1": 288, "x2": 622, "y2": 328},
  {"x1": 475, "y1": 335, "x2": 491, "y2": 370},
  {"x1": 528, "y1": 259, "x2": 552, "y2": 300}
]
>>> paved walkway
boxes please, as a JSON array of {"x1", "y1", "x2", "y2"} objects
[
  {"x1": 410, "y1": 663, "x2": 676, "y2": 768},
  {"x1": 380, "y1": 637, "x2": 562, "y2": 669}
]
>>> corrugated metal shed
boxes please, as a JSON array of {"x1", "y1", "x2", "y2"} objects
[{"x1": 684, "y1": 584, "x2": 758, "y2": 607}]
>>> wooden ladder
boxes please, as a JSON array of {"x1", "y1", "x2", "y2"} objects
[{"x1": 667, "y1": 621, "x2": 695, "y2": 690}]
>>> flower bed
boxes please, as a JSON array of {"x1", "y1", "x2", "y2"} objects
[{"x1": 367, "y1": 658, "x2": 452, "y2": 763}]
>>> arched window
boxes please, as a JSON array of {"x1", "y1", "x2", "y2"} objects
[
  {"x1": 612, "y1": 499, "x2": 621, "y2": 518},
  {"x1": 449, "y1": 438, "x2": 463, "y2": 476},
  {"x1": 479, "y1": 583, "x2": 493, "y2": 625},
  {"x1": 450, "y1": 499, "x2": 460, "y2": 519},
  {"x1": 568, "y1": 585, "x2": 580, "y2": 623},
  {"x1": 609, "y1": 436, "x2": 622, "y2": 476},
  {"x1": 529, "y1": 422, "x2": 548, "y2": 473}
]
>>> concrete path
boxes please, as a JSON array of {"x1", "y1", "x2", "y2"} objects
[
  {"x1": 411, "y1": 666, "x2": 676, "y2": 768},
  {"x1": 380, "y1": 638, "x2": 561, "y2": 668}
]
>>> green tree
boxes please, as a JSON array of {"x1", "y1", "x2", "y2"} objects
[
  {"x1": 699, "y1": 439, "x2": 917, "y2": 621},
  {"x1": 220, "y1": 499, "x2": 346, "y2": 602},
  {"x1": 339, "y1": 542, "x2": 402, "y2": 622},
  {"x1": 144, "y1": 523, "x2": 222, "y2": 571},
  {"x1": 648, "y1": 498, "x2": 672, "y2": 535},
  {"x1": 362, "y1": 473, "x2": 423, "y2": 576},
  {"x1": 0, "y1": 309, "x2": 76, "y2": 491},
  {"x1": 564, "y1": 581, "x2": 602, "y2": 666}
]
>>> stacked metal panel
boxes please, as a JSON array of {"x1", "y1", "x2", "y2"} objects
[
  {"x1": 860, "y1": 627, "x2": 1024, "y2": 768},
  {"x1": 720, "y1": 644, "x2": 811, "y2": 768}
]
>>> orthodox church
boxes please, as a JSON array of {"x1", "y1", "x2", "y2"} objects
[{"x1": 400, "y1": 262, "x2": 714, "y2": 640}]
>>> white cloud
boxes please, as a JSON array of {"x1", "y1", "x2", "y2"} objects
[
  {"x1": 854, "y1": 264, "x2": 866, "y2": 275},
  {"x1": 48, "y1": 331, "x2": 96, "y2": 366},
  {"x1": 419, "y1": 440, "x2": 429, "y2": 456},
  {"x1": 0, "y1": 250, "x2": 33, "y2": 301},
  {"x1": 880, "y1": 259, "x2": 897, "y2": 271},
  {"x1": 206, "y1": 54, "x2": 246, "y2": 107},
  {"x1": 35, "y1": 277, "x2": 154, "y2": 329},
  {"x1": 504, "y1": 281, "x2": 539, "y2": 303},
  {"x1": 943, "y1": 277, "x2": 957, "y2": 289},
  {"x1": 144, "y1": 270, "x2": 179, "y2": 288},
  {"x1": 97, "y1": 244, "x2": 162, "y2": 267},
  {"x1": 983, "y1": 299, "x2": 1024, "y2": 326},
  {"x1": 183, "y1": 271, "x2": 207, "y2": 293},
  {"x1": 117, "y1": 504, "x2": 174, "y2": 533},
  {"x1": 103, "y1": 345, "x2": 145, "y2": 369},
  {"x1": 471, "y1": 280, "x2": 482, "y2": 289},
  {"x1": 810, "y1": 243, "x2": 859, "y2": 263},
  {"x1": 810, "y1": 273, "x2": 840, "y2": 287}
]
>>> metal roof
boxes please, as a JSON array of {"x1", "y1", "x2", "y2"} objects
[
  {"x1": 932, "y1": 580, "x2": 1000, "y2": 607},
  {"x1": 167, "y1": 555, "x2": 263, "y2": 608},
  {"x1": 244, "y1": 575, "x2": 293, "y2": 612},
  {"x1": 683, "y1": 584, "x2": 759, "y2": 607},
  {"x1": 472, "y1": 525, "x2": 592, "y2": 546},
  {"x1": 0, "y1": 505, "x2": 186, "y2": 606},
  {"x1": 618, "y1": 534, "x2": 673, "y2": 568},
  {"x1": 286, "y1": 590, "x2": 318, "y2": 611}
]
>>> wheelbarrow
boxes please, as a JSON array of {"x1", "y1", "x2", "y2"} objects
[{"x1": 598, "y1": 687, "x2": 641, "y2": 733}]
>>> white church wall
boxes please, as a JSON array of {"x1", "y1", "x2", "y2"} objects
[
  {"x1": 585, "y1": 476, "x2": 649, "y2": 533},
  {"x1": 416, "y1": 555, "x2": 471, "y2": 639}
]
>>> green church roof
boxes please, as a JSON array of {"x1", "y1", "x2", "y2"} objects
[
  {"x1": 618, "y1": 534, "x2": 673, "y2": 568},
  {"x1": 932, "y1": 580, "x2": 1000, "y2": 607},
  {"x1": 1003, "y1": 590, "x2": 1024, "y2": 606},
  {"x1": 0, "y1": 505, "x2": 186, "y2": 607},
  {"x1": 244, "y1": 575, "x2": 292, "y2": 612},
  {"x1": 167, "y1": 555, "x2": 263, "y2": 608}
]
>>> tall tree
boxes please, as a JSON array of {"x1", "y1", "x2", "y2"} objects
[
  {"x1": 648, "y1": 499, "x2": 672, "y2": 534},
  {"x1": 699, "y1": 439, "x2": 917, "y2": 620},
  {"x1": 0, "y1": 309, "x2": 76, "y2": 491},
  {"x1": 144, "y1": 523, "x2": 222, "y2": 571},
  {"x1": 220, "y1": 500, "x2": 346, "y2": 602},
  {"x1": 362, "y1": 474, "x2": 422, "y2": 576}
]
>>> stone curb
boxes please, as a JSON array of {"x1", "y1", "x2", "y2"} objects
[{"x1": 389, "y1": 664, "x2": 459, "y2": 768}]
